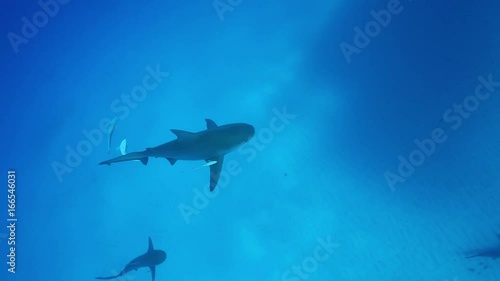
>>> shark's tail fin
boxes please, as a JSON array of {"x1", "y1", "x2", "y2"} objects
[
  {"x1": 99, "y1": 152, "x2": 149, "y2": 166},
  {"x1": 95, "y1": 270, "x2": 125, "y2": 280},
  {"x1": 465, "y1": 254, "x2": 479, "y2": 259}
]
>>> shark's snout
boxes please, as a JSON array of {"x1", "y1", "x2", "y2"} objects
[
  {"x1": 244, "y1": 124, "x2": 255, "y2": 141},
  {"x1": 224, "y1": 123, "x2": 255, "y2": 145},
  {"x1": 155, "y1": 250, "x2": 167, "y2": 264}
]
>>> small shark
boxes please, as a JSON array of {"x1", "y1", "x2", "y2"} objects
[
  {"x1": 466, "y1": 234, "x2": 500, "y2": 259},
  {"x1": 117, "y1": 138, "x2": 128, "y2": 155},
  {"x1": 99, "y1": 119, "x2": 255, "y2": 191},
  {"x1": 107, "y1": 117, "x2": 119, "y2": 154},
  {"x1": 96, "y1": 237, "x2": 166, "y2": 281}
]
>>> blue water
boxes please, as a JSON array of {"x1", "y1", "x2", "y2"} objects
[{"x1": 2, "y1": 0, "x2": 500, "y2": 280}]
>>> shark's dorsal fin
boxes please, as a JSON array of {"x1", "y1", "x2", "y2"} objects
[
  {"x1": 170, "y1": 129, "x2": 194, "y2": 139},
  {"x1": 150, "y1": 266, "x2": 156, "y2": 281},
  {"x1": 148, "y1": 237, "x2": 154, "y2": 253},
  {"x1": 205, "y1": 119, "x2": 218, "y2": 129}
]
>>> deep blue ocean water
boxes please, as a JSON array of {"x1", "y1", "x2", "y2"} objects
[{"x1": 1, "y1": 0, "x2": 500, "y2": 280}]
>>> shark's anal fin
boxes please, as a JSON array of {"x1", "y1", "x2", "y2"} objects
[
  {"x1": 150, "y1": 266, "x2": 156, "y2": 281},
  {"x1": 208, "y1": 156, "x2": 224, "y2": 192},
  {"x1": 148, "y1": 237, "x2": 154, "y2": 252},
  {"x1": 170, "y1": 129, "x2": 194, "y2": 139},
  {"x1": 140, "y1": 158, "x2": 149, "y2": 165},
  {"x1": 205, "y1": 119, "x2": 218, "y2": 129},
  {"x1": 167, "y1": 158, "x2": 177, "y2": 165}
]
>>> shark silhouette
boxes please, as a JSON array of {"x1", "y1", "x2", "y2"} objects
[
  {"x1": 466, "y1": 234, "x2": 500, "y2": 259},
  {"x1": 96, "y1": 237, "x2": 166, "y2": 281},
  {"x1": 99, "y1": 119, "x2": 255, "y2": 191}
]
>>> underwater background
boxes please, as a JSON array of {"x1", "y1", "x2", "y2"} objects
[{"x1": 1, "y1": 0, "x2": 500, "y2": 280}]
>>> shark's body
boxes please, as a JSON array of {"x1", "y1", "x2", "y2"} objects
[
  {"x1": 99, "y1": 119, "x2": 255, "y2": 191},
  {"x1": 96, "y1": 237, "x2": 166, "y2": 281},
  {"x1": 466, "y1": 235, "x2": 500, "y2": 259},
  {"x1": 466, "y1": 249, "x2": 500, "y2": 259}
]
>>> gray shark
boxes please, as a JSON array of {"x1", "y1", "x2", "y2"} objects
[
  {"x1": 466, "y1": 234, "x2": 500, "y2": 259},
  {"x1": 96, "y1": 237, "x2": 166, "y2": 281},
  {"x1": 99, "y1": 119, "x2": 255, "y2": 191}
]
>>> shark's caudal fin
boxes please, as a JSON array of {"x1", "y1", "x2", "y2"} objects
[
  {"x1": 99, "y1": 152, "x2": 149, "y2": 166},
  {"x1": 465, "y1": 254, "x2": 479, "y2": 259},
  {"x1": 99, "y1": 157, "x2": 148, "y2": 166},
  {"x1": 95, "y1": 272, "x2": 124, "y2": 280},
  {"x1": 116, "y1": 138, "x2": 127, "y2": 155},
  {"x1": 107, "y1": 117, "x2": 119, "y2": 154}
]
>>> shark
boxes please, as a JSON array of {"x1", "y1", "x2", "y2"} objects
[
  {"x1": 466, "y1": 234, "x2": 500, "y2": 259},
  {"x1": 99, "y1": 119, "x2": 255, "y2": 191},
  {"x1": 96, "y1": 237, "x2": 166, "y2": 281},
  {"x1": 107, "y1": 117, "x2": 119, "y2": 154}
]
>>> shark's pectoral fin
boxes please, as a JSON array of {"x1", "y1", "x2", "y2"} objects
[
  {"x1": 170, "y1": 129, "x2": 194, "y2": 139},
  {"x1": 205, "y1": 119, "x2": 218, "y2": 129},
  {"x1": 148, "y1": 237, "x2": 154, "y2": 252},
  {"x1": 208, "y1": 156, "x2": 224, "y2": 192},
  {"x1": 150, "y1": 266, "x2": 156, "y2": 281},
  {"x1": 166, "y1": 158, "x2": 177, "y2": 165}
]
